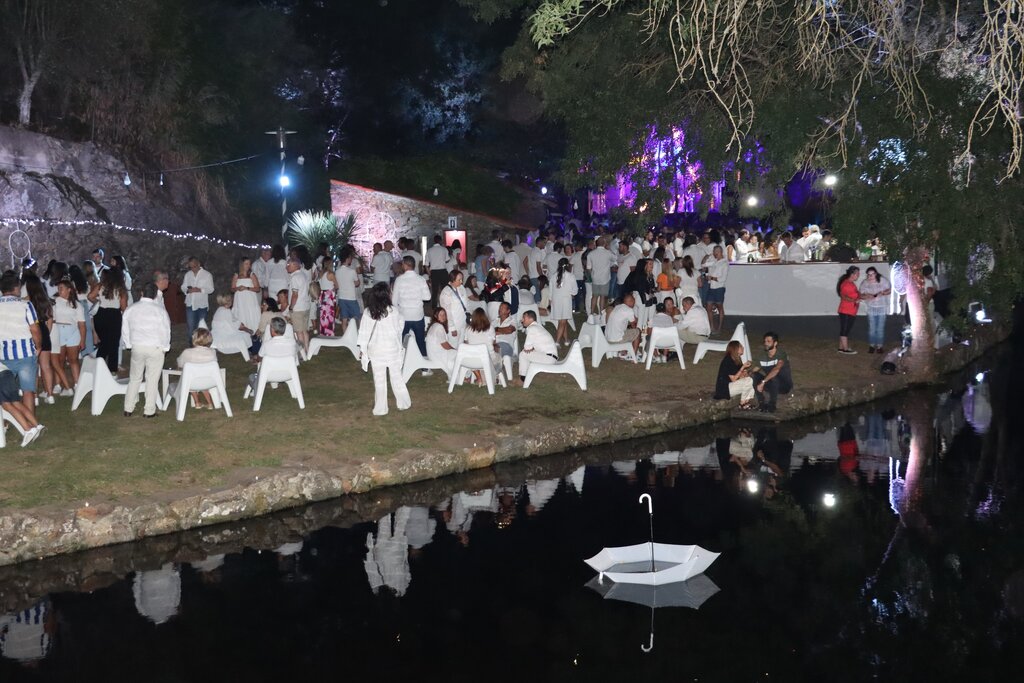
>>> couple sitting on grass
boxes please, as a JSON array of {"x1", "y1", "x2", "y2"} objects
[{"x1": 714, "y1": 331, "x2": 792, "y2": 413}]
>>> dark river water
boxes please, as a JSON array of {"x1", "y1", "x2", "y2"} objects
[{"x1": 1, "y1": 342, "x2": 1021, "y2": 682}]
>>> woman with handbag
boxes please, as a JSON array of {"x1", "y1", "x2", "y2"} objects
[
  {"x1": 438, "y1": 269, "x2": 470, "y2": 346},
  {"x1": 357, "y1": 283, "x2": 411, "y2": 416}
]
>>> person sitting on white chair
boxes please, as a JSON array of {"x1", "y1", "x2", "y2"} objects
[
  {"x1": 464, "y1": 309, "x2": 502, "y2": 385},
  {"x1": 606, "y1": 292, "x2": 641, "y2": 359},
  {"x1": 426, "y1": 308, "x2": 457, "y2": 376},
  {"x1": 357, "y1": 283, "x2": 411, "y2": 416},
  {"x1": 212, "y1": 293, "x2": 259, "y2": 357},
  {"x1": 646, "y1": 302, "x2": 677, "y2": 364},
  {"x1": 247, "y1": 316, "x2": 296, "y2": 395},
  {"x1": 177, "y1": 328, "x2": 218, "y2": 410},
  {"x1": 517, "y1": 309, "x2": 557, "y2": 385},
  {"x1": 677, "y1": 296, "x2": 711, "y2": 345},
  {"x1": 492, "y1": 302, "x2": 518, "y2": 363}
]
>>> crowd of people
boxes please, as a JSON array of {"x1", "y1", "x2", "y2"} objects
[{"x1": 0, "y1": 219, "x2": 897, "y2": 435}]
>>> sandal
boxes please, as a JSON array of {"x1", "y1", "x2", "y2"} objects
[{"x1": 738, "y1": 402, "x2": 755, "y2": 411}]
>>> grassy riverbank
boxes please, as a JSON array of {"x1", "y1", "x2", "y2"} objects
[{"x1": 3, "y1": 322, "x2": 907, "y2": 511}]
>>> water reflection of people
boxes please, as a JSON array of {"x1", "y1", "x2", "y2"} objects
[
  {"x1": 133, "y1": 563, "x2": 181, "y2": 625},
  {"x1": 0, "y1": 599, "x2": 53, "y2": 664},
  {"x1": 365, "y1": 509, "x2": 411, "y2": 596},
  {"x1": 752, "y1": 428, "x2": 793, "y2": 499},
  {"x1": 526, "y1": 478, "x2": 559, "y2": 516},
  {"x1": 838, "y1": 423, "x2": 860, "y2": 483}
]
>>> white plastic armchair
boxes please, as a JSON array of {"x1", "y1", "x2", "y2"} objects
[
  {"x1": 307, "y1": 318, "x2": 359, "y2": 360},
  {"x1": 447, "y1": 343, "x2": 506, "y2": 395},
  {"x1": 162, "y1": 361, "x2": 232, "y2": 421},
  {"x1": 243, "y1": 354, "x2": 304, "y2": 410},
  {"x1": 693, "y1": 322, "x2": 750, "y2": 365},
  {"x1": 590, "y1": 325, "x2": 637, "y2": 368},
  {"x1": 523, "y1": 341, "x2": 587, "y2": 390},
  {"x1": 645, "y1": 327, "x2": 686, "y2": 370},
  {"x1": 71, "y1": 355, "x2": 145, "y2": 416},
  {"x1": 401, "y1": 336, "x2": 447, "y2": 383}
]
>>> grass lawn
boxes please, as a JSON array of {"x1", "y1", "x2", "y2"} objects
[{"x1": 0, "y1": 318, "x2": 905, "y2": 511}]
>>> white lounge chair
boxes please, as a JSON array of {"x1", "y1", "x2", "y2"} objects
[
  {"x1": 590, "y1": 325, "x2": 637, "y2": 368},
  {"x1": 211, "y1": 330, "x2": 251, "y2": 362},
  {"x1": 693, "y1": 322, "x2": 750, "y2": 365},
  {"x1": 161, "y1": 361, "x2": 232, "y2": 421},
  {"x1": 0, "y1": 406, "x2": 27, "y2": 447},
  {"x1": 243, "y1": 355, "x2": 304, "y2": 411},
  {"x1": 645, "y1": 326, "x2": 686, "y2": 370},
  {"x1": 401, "y1": 337, "x2": 447, "y2": 383},
  {"x1": 307, "y1": 319, "x2": 359, "y2": 360},
  {"x1": 71, "y1": 355, "x2": 146, "y2": 416},
  {"x1": 523, "y1": 341, "x2": 587, "y2": 390},
  {"x1": 447, "y1": 343, "x2": 506, "y2": 395}
]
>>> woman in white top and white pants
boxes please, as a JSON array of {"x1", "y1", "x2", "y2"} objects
[
  {"x1": 357, "y1": 283, "x2": 411, "y2": 416},
  {"x1": 438, "y1": 270, "x2": 470, "y2": 347}
]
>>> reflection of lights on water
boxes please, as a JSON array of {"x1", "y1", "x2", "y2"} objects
[
  {"x1": 746, "y1": 479, "x2": 760, "y2": 494},
  {"x1": 822, "y1": 492, "x2": 837, "y2": 508}
]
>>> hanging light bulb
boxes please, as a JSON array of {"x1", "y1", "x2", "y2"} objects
[
  {"x1": 123, "y1": 172, "x2": 132, "y2": 187},
  {"x1": 159, "y1": 173, "x2": 164, "y2": 187},
  {"x1": 573, "y1": 199, "x2": 579, "y2": 211},
  {"x1": 433, "y1": 187, "x2": 439, "y2": 196},
  {"x1": 297, "y1": 155, "x2": 305, "y2": 166}
]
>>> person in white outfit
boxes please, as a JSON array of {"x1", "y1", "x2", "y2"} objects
[
  {"x1": 286, "y1": 257, "x2": 311, "y2": 356},
  {"x1": 371, "y1": 241, "x2": 395, "y2": 286},
  {"x1": 550, "y1": 257, "x2": 578, "y2": 346},
  {"x1": 357, "y1": 283, "x2": 411, "y2": 416},
  {"x1": 426, "y1": 308, "x2": 457, "y2": 376},
  {"x1": 264, "y1": 244, "x2": 290, "y2": 301},
  {"x1": 391, "y1": 256, "x2": 431, "y2": 362},
  {"x1": 677, "y1": 296, "x2": 711, "y2": 345},
  {"x1": 182, "y1": 257, "x2": 214, "y2": 344},
  {"x1": 121, "y1": 282, "x2": 171, "y2": 417},
  {"x1": 517, "y1": 309, "x2": 558, "y2": 383},
  {"x1": 438, "y1": 269, "x2": 470, "y2": 346}
]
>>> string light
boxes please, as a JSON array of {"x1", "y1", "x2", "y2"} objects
[
  {"x1": 0, "y1": 218, "x2": 269, "y2": 251},
  {"x1": 123, "y1": 172, "x2": 132, "y2": 186}
]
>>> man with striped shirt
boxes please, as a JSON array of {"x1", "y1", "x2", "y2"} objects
[{"x1": 0, "y1": 271, "x2": 42, "y2": 418}]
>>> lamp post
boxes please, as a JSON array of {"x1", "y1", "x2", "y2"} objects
[{"x1": 265, "y1": 126, "x2": 297, "y2": 236}]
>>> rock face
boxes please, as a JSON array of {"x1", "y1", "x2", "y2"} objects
[
  {"x1": 330, "y1": 180, "x2": 530, "y2": 262},
  {"x1": 0, "y1": 126, "x2": 263, "y2": 290}
]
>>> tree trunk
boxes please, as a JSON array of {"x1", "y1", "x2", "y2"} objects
[
  {"x1": 903, "y1": 246, "x2": 936, "y2": 380},
  {"x1": 899, "y1": 398, "x2": 935, "y2": 528},
  {"x1": 17, "y1": 69, "x2": 40, "y2": 126}
]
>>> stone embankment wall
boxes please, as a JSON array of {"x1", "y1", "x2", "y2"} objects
[
  {"x1": 0, "y1": 126, "x2": 263, "y2": 290},
  {"x1": 330, "y1": 180, "x2": 530, "y2": 261}
]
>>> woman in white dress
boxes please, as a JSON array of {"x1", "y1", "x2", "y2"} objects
[
  {"x1": 464, "y1": 308, "x2": 501, "y2": 383},
  {"x1": 676, "y1": 254, "x2": 702, "y2": 306},
  {"x1": 438, "y1": 269, "x2": 470, "y2": 346},
  {"x1": 265, "y1": 244, "x2": 290, "y2": 299},
  {"x1": 211, "y1": 293, "x2": 255, "y2": 354},
  {"x1": 426, "y1": 308, "x2": 457, "y2": 376},
  {"x1": 550, "y1": 258, "x2": 578, "y2": 346},
  {"x1": 231, "y1": 257, "x2": 262, "y2": 332},
  {"x1": 357, "y1": 283, "x2": 411, "y2": 416}
]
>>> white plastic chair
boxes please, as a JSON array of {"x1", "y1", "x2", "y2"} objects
[
  {"x1": 211, "y1": 330, "x2": 251, "y2": 362},
  {"x1": 0, "y1": 406, "x2": 27, "y2": 447},
  {"x1": 401, "y1": 337, "x2": 447, "y2": 382},
  {"x1": 72, "y1": 355, "x2": 146, "y2": 416},
  {"x1": 307, "y1": 318, "x2": 359, "y2": 360},
  {"x1": 577, "y1": 317, "x2": 600, "y2": 350},
  {"x1": 523, "y1": 341, "x2": 587, "y2": 390},
  {"x1": 486, "y1": 301, "x2": 502, "y2": 320},
  {"x1": 590, "y1": 325, "x2": 637, "y2": 368},
  {"x1": 161, "y1": 361, "x2": 232, "y2": 421},
  {"x1": 518, "y1": 302, "x2": 539, "y2": 324},
  {"x1": 243, "y1": 355, "x2": 304, "y2": 410},
  {"x1": 447, "y1": 343, "x2": 506, "y2": 395},
  {"x1": 645, "y1": 326, "x2": 686, "y2": 370},
  {"x1": 693, "y1": 322, "x2": 750, "y2": 365}
]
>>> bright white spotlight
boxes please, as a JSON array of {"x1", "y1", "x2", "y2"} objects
[
  {"x1": 746, "y1": 479, "x2": 760, "y2": 494},
  {"x1": 822, "y1": 492, "x2": 837, "y2": 508},
  {"x1": 278, "y1": 175, "x2": 291, "y2": 188},
  {"x1": 123, "y1": 172, "x2": 132, "y2": 187},
  {"x1": 745, "y1": 195, "x2": 758, "y2": 207},
  {"x1": 975, "y1": 372, "x2": 985, "y2": 383},
  {"x1": 974, "y1": 308, "x2": 991, "y2": 323},
  {"x1": 541, "y1": 186, "x2": 548, "y2": 195},
  {"x1": 823, "y1": 174, "x2": 838, "y2": 187}
]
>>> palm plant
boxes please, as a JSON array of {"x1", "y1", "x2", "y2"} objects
[{"x1": 285, "y1": 210, "x2": 356, "y2": 258}]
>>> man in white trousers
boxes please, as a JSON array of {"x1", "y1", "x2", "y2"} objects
[
  {"x1": 122, "y1": 282, "x2": 171, "y2": 418},
  {"x1": 517, "y1": 309, "x2": 558, "y2": 384}
]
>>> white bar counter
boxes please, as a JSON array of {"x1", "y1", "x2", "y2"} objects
[{"x1": 722, "y1": 261, "x2": 892, "y2": 317}]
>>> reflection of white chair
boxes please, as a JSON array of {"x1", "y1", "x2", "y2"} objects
[
  {"x1": 447, "y1": 343, "x2": 506, "y2": 395},
  {"x1": 401, "y1": 337, "x2": 446, "y2": 382},
  {"x1": 645, "y1": 327, "x2": 686, "y2": 370},
  {"x1": 693, "y1": 322, "x2": 750, "y2": 365},
  {"x1": 243, "y1": 355, "x2": 304, "y2": 410},
  {"x1": 307, "y1": 319, "x2": 358, "y2": 360},
  {"x1": 524, "y1": 341, "x2": 587, "y2": 390},
  {"x1": 161, "y1": 362, "x2": 232, "y2": 421},
  {"x1": 72, "y1": 355, "x2": 145, "y2": 416},
  {"x1": 590, "y1": 325, "x2": 637, "y2": 368}
]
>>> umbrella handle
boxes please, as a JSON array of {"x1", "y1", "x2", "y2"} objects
[
  {"x1": 639, "y1": 493, "x2": 653, "y2": 515},
  {"x1": 641, "y1": 633, "x2": 654, "y2": 653}
]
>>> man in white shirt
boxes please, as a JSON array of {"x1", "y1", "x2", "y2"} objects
[
  {"x1": 487, "y1": 231, "x2": 504, "y2": 261},
  {"x1": 182, "y1": 257, "x2": 215, "y2": 344},
  {"x1": 543, "y1": 242, "x2": 563, "y2": 286},
  {"x1": 677, "y1": 296, "x2": 711, "y2": 345},
  {"x1": 732, "y1": 230, "x2": 753, "y2": 262},
  {"x1": 616, "y1": 241, "x2": 638, "y2": 296},
  {"x1": 501, "y1": 240, "x2": 524, "y2": 283},
  {"x1": 122, "y1": 282, "x2": 171, "y2": 418},
  {"x1": 568, "y1": 242, "x2": 585, "y2": 311},
  {"x1": 425, "y1": 235, "x2": 451, "y2": 307},
  {"x1": 492, "y1": 301, "x2": 519, "y2": 360},
  {"x1": 248, "y1": 316, "x2": 297, "y2": 395},
  {"x1": 392, "y1": 256, "x2": 432, "y2": 362},
  {"x1": 528, "y1": 237, "x2": 548, "y2": 292},
  {"x1": 513, "y1": 238, "x2": 532, "y2": 280},
  {"x1": 253, "y1": 247, "x2": 273, "y2": 297},
  {"x1": 780, "y1": 232, "x2": 806, "y2": 263},
  {"x1": 797, "y1": 224, "x2": 822, "y2": 252},
  {"x1": 371, "y1": 241, "x2": 395, "y2": 286},
  {"x1": 334, "y1": 246, "x2": 361, "y2": 335},
  {"x1": 586, "y1": 236, "x2": 614, "y2": 315},
  {"x1": 705, "y1": 245, "x2": 729, "y2": 333},
  {"x1": 398, "y1": 237, "x2": 423, "y2": 274},
  {"x1": 286, "y1": 257, "x2": 311, "y2": 356},
  {"x1": 606, "y1": 292, "x2": 640, "y2": 356},
  {"x1": 517, "y1": 309, "x2": 557, "y2": 382}
]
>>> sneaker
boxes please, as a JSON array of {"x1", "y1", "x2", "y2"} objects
[
  {"x1": 60, "y1": 388, "x2": 74, "y2": 397},
  {"x1": 867, "y1": 346, "x2": 875, "y2": 354},
  {"x1": 20, "y1": 426, "x2": 39, "y2": 447},
  {"x1": 839, "y1": 348, "x2": 857, "y2": 355},
  {"x1": 420, "y1": 370, "x2": 434, "y2": 377},
  {"x1": 44, "y1": 394, "x2": 55, "y2": 405},
  {"x1": 52, "y1": 384, "x2": 63, "y2": 394}
]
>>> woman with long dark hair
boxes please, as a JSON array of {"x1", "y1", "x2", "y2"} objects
[
  {"x1": 357, "y1": 283, "x2": 411, "y2": 416},
  {"x1": 550, "y1": 257, "x2": 577, "y2": 345},
  {"x1": 714, "y1": 340, "x2": 755, "y2": 409},
  {"x1": 836, "y1": 266, "x2": 861, "y2": 354},
  {"x1": 426, "y1": 307, "x2": 456, "y2": 376},
  {"x1": 109, "y1": 254, "x2": 132, "y2": 302},
  {"x1": 22, "y1": 272, "x2": 57, "y2": 402},
  {"x1": 88, "y1": 267, "x2": 128, "y2": 373}
]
